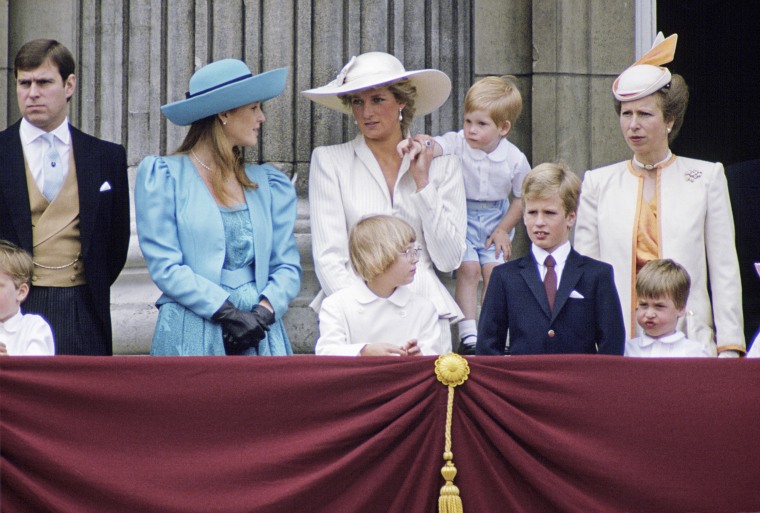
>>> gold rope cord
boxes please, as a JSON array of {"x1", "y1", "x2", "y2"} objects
[{"x1": 434, "y1": 353, "x2": 470, "y2": 513}]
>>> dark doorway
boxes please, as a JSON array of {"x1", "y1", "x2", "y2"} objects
[
  {"x1": 658, "y1": 2, "x2": 759, "y2": 166},
  {"x1": 660, "y1": 2, "x2": 760, "y2": 346}
]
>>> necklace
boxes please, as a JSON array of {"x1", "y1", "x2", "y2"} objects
[
  {"x1": 633, "y1": 150, "x2": 672, "y2": 170},
  {"x1": 191, "y1": 149, "x2": 213, "y2": 172}
]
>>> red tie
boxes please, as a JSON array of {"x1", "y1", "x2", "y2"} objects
[{"x1": 544, "y1": 255, "x2": 557, "y2": 312}]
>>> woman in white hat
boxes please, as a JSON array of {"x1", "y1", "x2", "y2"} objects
[
  {"x1": 135, "y1": 59, "x2": 301, "y2": 356},
  {"x1": 303, "y1": 52, "x2": 467, "y2": 354},
  {"x1": 574, "y1": 34, "x2": 745, "y2": 357}
]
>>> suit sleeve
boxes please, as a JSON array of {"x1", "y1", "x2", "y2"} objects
[
  {"x1": 259, "y1": 166, "x2": 302, "y2": 318},
  {"x1": 477, "y1": 267, "x2": 509, "y2": 355},
  {"x1": 308, "y1": 146, "x2": 360, "y2": 297},
  {"x1": 574, "y1": 170, "x2": 601, "y2": 259},
  {"x1": 415, "y1": 299, "x2": 443, "y2": 356},
  {"x1": 107, "y1": 144, "x2": 130, "y2": 285},
  {"x1": 315, "y1": 293, "x2": 365, "y2": 356},
  {"x1": 595, "y1": 263, "x2": 625, "y2": 355},
  {"x1": 704, "y1": 163, "x2": 745, "y2": 352},
  {"x1": 408, "y1": 155, "x2": 467, "y2": 273}
]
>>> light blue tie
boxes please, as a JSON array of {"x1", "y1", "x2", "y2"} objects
[{"x1": 41, "y1": 133, "x2": 64, "y2": 202}]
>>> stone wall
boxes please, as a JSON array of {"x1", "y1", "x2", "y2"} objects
[{"x1": 1, "y1": 0, "x2": 641, "y2": 354}]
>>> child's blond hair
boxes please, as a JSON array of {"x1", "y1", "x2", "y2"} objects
[
  {"x1": 0, "y1": 240, "x2": 34, "y2": 289},
  {"x1": 349, "y1": 215, "x2": 416, "y2": 281},
  {"x1": 464, "y1": 75, "x2": 523, "y2": 128},
  {"x1": 636, "y1": 259, "x2": 691, "y2": 310},
  {"x1": 521, "y1": 161, "x2": 581, "y2": 215}
]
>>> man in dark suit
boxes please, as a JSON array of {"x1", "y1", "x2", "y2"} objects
[
  {"x1": 0, "y1": 39, "x2": 129, "y2": 355},
  {"x1": 477, "y1": 162, "x2": 624, "y2": 355}
]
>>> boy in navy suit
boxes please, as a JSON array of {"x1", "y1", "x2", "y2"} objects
[{"x1": 477, "y1": 162, "x2": 625, "y2": 355}]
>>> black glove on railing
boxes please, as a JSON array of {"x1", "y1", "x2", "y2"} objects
[{"x1": 212, "y1": 301, "x2": 275, "y2": 355}]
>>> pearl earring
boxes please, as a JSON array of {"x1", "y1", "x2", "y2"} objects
[
  {"x1": 399, "y1": 109, "x2": 403, "y2": 122},
  {"x1": 667, "y1": 127, "x2": 671, "y2": 133}
]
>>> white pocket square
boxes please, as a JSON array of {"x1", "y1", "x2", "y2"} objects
[
  {"x1": 569, "y1": 290, "x2": 584, "y2": 299},
  {"x1": 99, "y1": 181, "x2": 112, "y2": 192}
]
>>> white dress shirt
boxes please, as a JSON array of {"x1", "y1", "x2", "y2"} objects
[
  {"x1": 316, "y1": 282, "x2": 443, "y2": 356},
  {"x1": 434, "y1": 130, "x2": 530, "y2": 201},
  {"x1": 1, "y1": 310, "x2": 55, "y2": 355},
  {"x1": 625, "y1": 330, "x2": 713, "y2": 357},
  {"x1": 531, "y1": 241, "x2": 572, "y2": 287},
  {"x1": 19, "y1": 117, "x2": 72, "y2": 194}
]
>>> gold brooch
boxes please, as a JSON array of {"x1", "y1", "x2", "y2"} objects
[{"x1": 684, "y1": 169, "x2": 702, "y2": 182}]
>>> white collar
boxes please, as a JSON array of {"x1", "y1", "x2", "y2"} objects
[
  {"x1": 639, "y1": 330, "x2": 685, "y2": 347},
  {"x1": 531, "y1": 240, "x2": 571, "y2": 267},
  {"x1": 0, "y1": 310, "x2": 23, "y2": 334},
  {"x1": 463, "y1": 135, "x2": 510, "y2": 163},
  {"x1": 20, "y1": 117, "x2": 71, "y2": 145},
  {"x1": 353, "y1": 281, "x2": 412, "y2": 307}
]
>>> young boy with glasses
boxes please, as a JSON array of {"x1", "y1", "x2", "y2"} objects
[{"x1": 315, "y1": 215, "x2": 443, "y2": 356}]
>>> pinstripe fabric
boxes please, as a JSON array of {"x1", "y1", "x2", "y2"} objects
[
  {"x1": 23, "y1": 286, "x2": 108, "y2": 355},
  {"x1": 309, "y1": 135, "x2": 467, "y2": 349}
]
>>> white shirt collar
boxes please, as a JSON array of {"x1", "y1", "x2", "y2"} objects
[
  {"x1": 20, "y1": 117, "x2": 71, "y2": 145},
  {"x1": 531, "y1": 240, "x2": 571, "y2": 268},
  {"x1": 639, "y1": 330, "x2": 685, "y2": 347},
  {"x1": 463, "y1": 135, "x2": 510, "y2": 163},
  {"x1": 0, "y1": 310, "x2": 23, "y2": 334},
  {"x1": 354, "y1": 281, "x2": 412, "y2": 307}
]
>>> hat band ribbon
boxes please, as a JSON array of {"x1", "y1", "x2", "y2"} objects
[{"x1": 185, "y1": 73, "x2": 253, "y2": 99}]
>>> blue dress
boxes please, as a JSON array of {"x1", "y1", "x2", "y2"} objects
[{"x1": 150, "y1": 204, "x2": 293, "y2": 356}]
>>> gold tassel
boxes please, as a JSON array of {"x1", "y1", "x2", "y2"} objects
[{"x1": 434, "y1": 353, "x2": 470, "y2": 513}]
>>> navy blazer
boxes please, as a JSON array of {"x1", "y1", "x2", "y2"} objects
[
  {"x1": 477, "y1": 248, "x2": 625, "y2": 355},
  {"x1": 0, "y1": 120, "x2": 130, "y2": 351}
]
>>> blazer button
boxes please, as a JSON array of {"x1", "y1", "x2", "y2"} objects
[
  {"x1": 70, "y1": 275, "x2": 77, "y2": 282},
  {"x1": 32, "y1": 275, "x2": 38, "y2": 282},
  {"x1": 547, "y1": 329, "x2": 555, "y2": 338}
]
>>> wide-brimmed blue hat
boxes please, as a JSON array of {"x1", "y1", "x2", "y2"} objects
[{"x1": 161, "y1": 59, "x2": 288, "y2": 126}]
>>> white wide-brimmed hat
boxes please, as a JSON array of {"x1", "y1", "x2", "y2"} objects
[
  {"x1": 162, "y1": 59, "x2": 288, "y2": 126},
  {"x1": 612, "y1": 33, "x2": 678, "y2": 102},
  {"x1": 302, "y1": 52, "x2": 451, "y2": 116}
]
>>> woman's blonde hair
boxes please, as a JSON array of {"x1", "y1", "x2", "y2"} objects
[
  {"x1": 0, "y1": 240, "x2": 34, "y2": 289},
  {"x1": 176, "y1": 113, "x2": 257, "y2": 205},
  {"x1": 339, "y1": 78, "x2": 418, "y2": 135},
  {"x1": 349, "y1": 215, "x2": 416, "y2": 281}
]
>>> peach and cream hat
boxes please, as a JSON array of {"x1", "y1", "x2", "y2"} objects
[{"x1": 612, "y1": 32, "x2": 678, "y2": 102}]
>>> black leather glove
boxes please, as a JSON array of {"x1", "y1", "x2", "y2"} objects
[{"x1": 212, "y1": 301, "x2": 275, "y2": 355}]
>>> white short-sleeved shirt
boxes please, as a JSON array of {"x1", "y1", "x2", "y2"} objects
[
  {"x1": 434, "y1": 130, "x2": 530, "y2": 202},
  {"x1": 625, "y1": 330, "x2": 712, "y2": 358},
  {"x1": 1, "y1": 310, "x2": 55, "y2": 355},
  {"x1": 315, "y1": 282, "x2": 443, "y2": 356}
]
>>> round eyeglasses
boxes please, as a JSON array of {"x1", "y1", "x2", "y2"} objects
[{"x1": 398, "y1": 247, "x2": 422, "y2": 261}]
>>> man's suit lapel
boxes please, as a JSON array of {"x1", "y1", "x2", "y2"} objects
[
  {"x1": 519, "y1": 254, "x2": 552, "y2": 318},
  {"x1": 71, "y1": 126, "x2": 98, "y2": 256},
  {"x1": 551, "y1": 249, "x2": 584, "y2": 322},
  {"x1": 0, "y1": 121, "x2": 34, "y2": 250}
]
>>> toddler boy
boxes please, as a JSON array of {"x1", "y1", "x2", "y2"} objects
[{"x1": 626, "y1": 259, "x2": 712, "y2": 357}]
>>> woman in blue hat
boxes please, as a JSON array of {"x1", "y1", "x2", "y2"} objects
[{"x1": 135, "y1": 60, "x2": 301, "y2": 356}]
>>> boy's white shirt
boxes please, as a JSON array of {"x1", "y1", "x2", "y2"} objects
[
  {"x1": 315, "y1": 281, "x2": 442, "y2": 356},
  {"x1": 625, "y1": 330, "x2": 713, "y2": 357},
  {"x1": 434, "y1": 130, "x2": 530, "y2": 201},
  {"x1": 0, "y1": 309, "x2": 55, "y2": 355}
]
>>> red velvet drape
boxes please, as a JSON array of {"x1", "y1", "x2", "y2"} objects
[{"x1": 1, "y1": 356, "x2": 759, "y2": 513}]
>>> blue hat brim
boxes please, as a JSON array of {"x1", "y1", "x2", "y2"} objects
[{"x1": 161, "y1": 67, "x2": 288, "y2": 126}]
